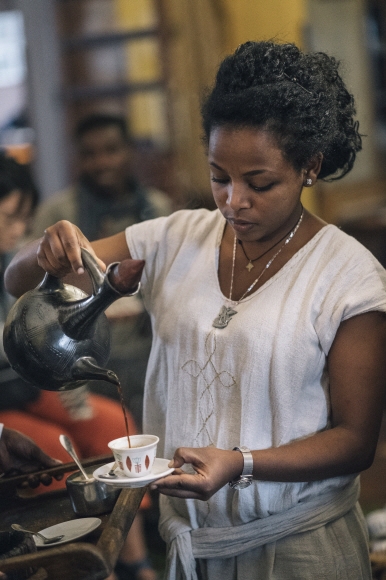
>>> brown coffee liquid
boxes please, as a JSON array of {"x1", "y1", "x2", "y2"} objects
[{"x1": 117, "y1": 380, "x2": 131, "y2": 448}]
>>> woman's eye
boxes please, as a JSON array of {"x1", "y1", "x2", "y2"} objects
[
  {"x1": 211, "y1": 177, "x2": 229, "y2": 184},
  {"x1": 250, "y1": 183, "x2": 274, "y2": 192}
]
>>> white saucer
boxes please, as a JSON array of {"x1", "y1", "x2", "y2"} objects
[
  {"x1": 93, "y1": 458, "x2": 174, "y2": 488},
  {"x1": 34, "y1": 517, "x2": 101, "y2": 549}
]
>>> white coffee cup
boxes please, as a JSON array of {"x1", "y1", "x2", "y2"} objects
[{"x1": 108, "y1": 434, "x2": 159, "y2": 478}]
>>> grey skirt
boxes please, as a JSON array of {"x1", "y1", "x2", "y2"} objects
[{"x1": 197, "y1": 502, "x2": 371, "y2": 580}]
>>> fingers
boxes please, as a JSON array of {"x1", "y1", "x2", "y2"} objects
[
  {"x1": 15, "y1": 468, "x2": 62, "y2": 489},
  {"x1": 29, "y1": 447, "x2": 62, "y2": 472},
  {"x1": 168, "y1": 447, "x2": 200, "y2": 470},
  {"x1": 37, "y1": 220, "x2": 105, "y2": 277},
  {"x1": 39, "y1": 473, "x2": 53, "y2": 486},
  {"x1": 25, "y1": 474, "x2": 40, "y2": 489},
  {"x1": 152, "y1": 447, "x2": 243, "y2": 500},
  {"x1": 24, "y1": 473, "x2": 55, "y2": 488},
  {"x1": 151, "y1": 472, "x2": 211, "y2": 500},
  {"x1": 16, "y1": 470, "x2": 62, "y2": 489},
  {"x1": 37, "y1": 222, "x2": 83, "y2": 275},
  {"x1": 168, "y1": 456, "x2": 185, "y2": 469}
]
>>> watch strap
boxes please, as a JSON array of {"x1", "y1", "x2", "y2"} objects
[
  {"x1": 228, "y1": 446, "x2": 253, "y2": 489},
  {"x1": 233, "y1": 446, "x2": 253, "y2": 476}
]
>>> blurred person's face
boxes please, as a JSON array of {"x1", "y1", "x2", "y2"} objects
[
  {"x1": 0, "y1": 190, "x2": 33, "y2": 253},
  {"x1": 77, "y1": 126, "x2": 133, "y2": 195}
]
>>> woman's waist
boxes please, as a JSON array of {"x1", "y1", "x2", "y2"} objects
[{"x1": 177, "y1": 474, "x2": 356, "y2": 528}]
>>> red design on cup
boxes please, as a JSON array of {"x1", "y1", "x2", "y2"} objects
[
  {"x1": 145, "y1": 455, "x2": 150, "y2": 469},
  {"x1": 126, "y1": 457, "x2": 132, "y2": 472}
]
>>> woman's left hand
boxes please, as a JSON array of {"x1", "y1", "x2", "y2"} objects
[{"x1": 150, "y1": 446, "x2": 244, "y2": 500}]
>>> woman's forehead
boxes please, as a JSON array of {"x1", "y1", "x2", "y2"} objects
[
  {"x1": 208, "y1": 126, "x2": 286, "y2": 169},
  {"x1": 209, "y1": 125, "x2": 279, "y2": 148}
]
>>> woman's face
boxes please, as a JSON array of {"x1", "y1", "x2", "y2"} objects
[
  {"x1": 0, "y1": 190, "x2": 32, "y2": 254},
  {"x1": 208, "y1": 126, "x2": 306, "y2": 244}
]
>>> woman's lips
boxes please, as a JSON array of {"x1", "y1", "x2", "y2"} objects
[{"x1": 228, "y1": 218, "x2": 255, "y2": 232}]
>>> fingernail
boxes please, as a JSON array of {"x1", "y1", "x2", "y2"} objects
[
  {"x1": 150, "y1": 484, "x2": 157, "y2": 490},
  {"x1": 77, "y1": 267, "x2": 84, "y2": 275},
  {"x1": 168, "y1": 460, "x2": 174, "y2": 468}
]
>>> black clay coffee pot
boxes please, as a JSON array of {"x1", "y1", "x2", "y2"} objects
[{"x1": 3, "y1": 248, "x2": 144, "y2": 391}]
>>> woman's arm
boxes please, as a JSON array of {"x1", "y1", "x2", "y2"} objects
[
  {"x1": 5, "y1": 220, "x2": 131, "y2": 297},
  {"x1": 153, "y1": 310, "x2": 386, "y2": 500}
]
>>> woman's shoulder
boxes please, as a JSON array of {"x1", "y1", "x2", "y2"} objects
[
  {"x1": 303, "y1": 223, "x2": 386, "y2": 294},
  {"x1": 131, "y1": 207, "x2": 222, "y2": 240},
  {"x1": 163, "y1": 207, "x2": 221, "y2": 229},
  {"x1": 126, "y1": 208, "x2": 223, "y2": 259},
  {"x1": 307, "y1": 222, "x2": 384, "y2": 263},
  {"x1": 332, "y1": 224, "x2": 383, "y2": 259},
  {"x1": 307, "y1": 224, "x2": 386, "y2": 347}
]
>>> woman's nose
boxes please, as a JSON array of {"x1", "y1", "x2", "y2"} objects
[{"x1": 226, "y1": 183, "x2": 251, "y2": 210}]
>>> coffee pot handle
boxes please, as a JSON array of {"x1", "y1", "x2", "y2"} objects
[{"x1": 80, "y1": 247, "x2": 105, "y2": 295}]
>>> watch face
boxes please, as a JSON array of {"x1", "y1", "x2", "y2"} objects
[
  {"x1": 229, "y1": 476, "x2": 253, "y2": 490},
  {"x1": 235, "y1": 479, "x2": 253, "y2": 489}
]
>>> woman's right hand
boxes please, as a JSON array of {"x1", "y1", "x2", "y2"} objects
[
  {"x1": 5, "y1": 221, "x2": 130, "y2": 298},
  {"x1": 37, "y1": 220, "x2": 106, "y2": 278}
]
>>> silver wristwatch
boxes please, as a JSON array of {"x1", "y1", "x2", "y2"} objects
[{"x1": 228, "y1": 446, "x2": 253, "y2": 489}]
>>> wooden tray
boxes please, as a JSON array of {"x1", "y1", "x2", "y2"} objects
[{"x1": 0, "y1": 456, "x2": 146, "y2": 580}]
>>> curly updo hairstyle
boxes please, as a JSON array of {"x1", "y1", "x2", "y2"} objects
[{"x1": 201, "y1": 41, "x2": 362, "y2": 181}]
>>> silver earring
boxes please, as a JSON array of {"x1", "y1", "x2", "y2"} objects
[{"x1": 306, "y1": 178, "x2": 312, "y2": 186}]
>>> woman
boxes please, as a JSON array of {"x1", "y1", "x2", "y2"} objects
[{"x1": 5, "y1": 41, "x2": 386, "y2": 579}]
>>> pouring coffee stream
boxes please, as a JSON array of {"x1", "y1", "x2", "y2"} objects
[{"x1": 3, "y1": 248, "x2": 142, "y2": 446}]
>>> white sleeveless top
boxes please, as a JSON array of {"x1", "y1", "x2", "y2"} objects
[{"x1": 126, "y1": 208, "x2": 386, "y2": 529}]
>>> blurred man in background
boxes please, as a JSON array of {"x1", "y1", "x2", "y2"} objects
[{"x1": 31, "y1": 112, "x2": 173, "y2": 430}]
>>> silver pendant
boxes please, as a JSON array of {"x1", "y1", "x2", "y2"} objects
[{"x1": 212, "y1": 305, "x2": 237, "y2": 329}]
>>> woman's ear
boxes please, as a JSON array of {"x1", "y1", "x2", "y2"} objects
[{"x1": 303, "y1": 153, "x2": 323, "y2": 187}]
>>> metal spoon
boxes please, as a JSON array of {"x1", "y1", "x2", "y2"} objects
[
  {"x1": 11, "y1": 523, "x2": 64, "y2": 545},
  {"x1": 98, "y1": 461, "x2": 119, "y2": 479},
  {"x1": 59, "y1": 434, "x2": 90, "y2": 481}
]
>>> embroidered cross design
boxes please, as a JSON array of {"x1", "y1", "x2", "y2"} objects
[{"x1": 182, "y1": 330, "x2": 237, "y2": 446}]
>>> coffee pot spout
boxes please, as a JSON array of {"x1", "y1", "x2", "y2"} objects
[{"x1": 71, "y1": 356, "x2": 120, "y2": 386}]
